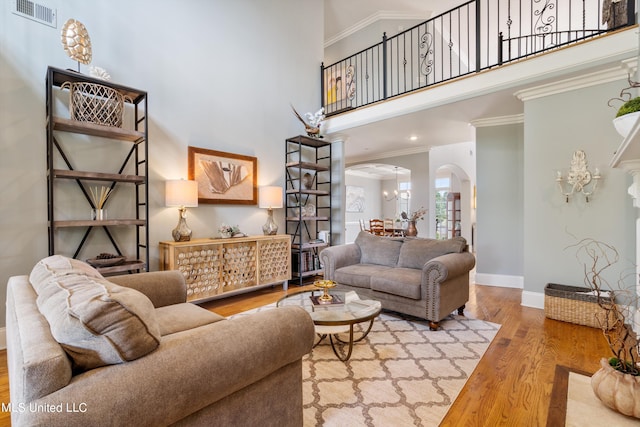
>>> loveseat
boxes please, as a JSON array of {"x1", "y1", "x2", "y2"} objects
[
  {"x1": 6, "y1": 255, "x2": 315, "y2": 427},
  {"x1": 320, "y1": 231, "x2": 476, "y2": 330}
]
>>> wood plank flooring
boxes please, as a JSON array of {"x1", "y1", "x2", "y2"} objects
[{"x1": 0, "y1": 283, "x2": 611, "y2": 426}]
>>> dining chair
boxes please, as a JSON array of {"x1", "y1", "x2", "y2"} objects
[{"x1": 369, "y1": 219, "x2": 384, "y2": 236}]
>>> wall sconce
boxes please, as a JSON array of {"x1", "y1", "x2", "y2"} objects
[
  {"x1": 259, "y1": 186, "x2": 283, "y2": 235},
  {"x1": 556, "y1": 150, "x2": 601, "y2": 203},
  {"x1": 165, "y1": 179, "x2": 198, "y2": 241}
]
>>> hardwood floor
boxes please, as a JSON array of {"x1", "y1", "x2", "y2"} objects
[{"x1": 0, "y1": 283, "x2": 611, "y2": 426}]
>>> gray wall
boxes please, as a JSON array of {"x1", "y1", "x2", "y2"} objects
[
  {"x1": 0, "y1": 0, "x2": 323, "y2": 329},
  {"x1": 476, "y1": 123, "x2": 524, "y2": 277},
  {"x1": 522, "y1": 80, "x2": 636, "y2": 297}
]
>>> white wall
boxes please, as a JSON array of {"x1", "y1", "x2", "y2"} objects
[
  {"x1": 429, "y1": 141, "x2": 476, "y2": 242},
  {"x1": 0, "y1": 0, "x2": 323, "y2": 328},
  {"x1": 344, "y1": 173, "x2": 382, "y2": 243}
]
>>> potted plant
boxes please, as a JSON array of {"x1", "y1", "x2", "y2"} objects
[
  {"x1": 569, "y1": 238, "x2": 640, "y2": 418},
  {"x1": 610, "y1": 76, "x2": 640, "y2": 138}
]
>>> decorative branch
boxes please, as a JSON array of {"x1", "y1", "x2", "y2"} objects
[{"x1": 608, "y1": 74, "x2": 640, "y2": 109}]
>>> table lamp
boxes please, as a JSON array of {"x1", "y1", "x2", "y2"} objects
[
  {"x1": 259, "y1": 186, "x2": 283, "y2": 235},
  {"x1": 165, "y1": 179, "x2": 198, "y2": 241}
]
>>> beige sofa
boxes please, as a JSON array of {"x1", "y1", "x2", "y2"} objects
[
  {"x1": 6, "y1": 255, "x2": 315, "y2": 427},
  {"x1": 320, "y1": 231, "x2": 476, "y2": 330}
]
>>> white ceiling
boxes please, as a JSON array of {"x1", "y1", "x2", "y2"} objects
[{"x1": 323, "y1": 0, "x2": 524, "y2": 165}]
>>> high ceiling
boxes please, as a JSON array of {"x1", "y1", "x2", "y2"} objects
[{"x1": 323, "y1": 0, "x2": 522, "y2": 165}]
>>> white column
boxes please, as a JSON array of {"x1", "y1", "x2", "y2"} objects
[{"x1": 620, "y1": 161, "x2": 640, "y2": 333}]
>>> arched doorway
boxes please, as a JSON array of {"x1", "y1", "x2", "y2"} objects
[{"x1": 344, "y1": 163, "x2": 411, "y2": 243}]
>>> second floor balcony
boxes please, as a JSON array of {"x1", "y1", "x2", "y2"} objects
[{"x1": 322, "y1": 0, "x2": 636, "y2": 117}]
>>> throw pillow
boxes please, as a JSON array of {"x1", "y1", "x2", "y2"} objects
[
  {"x1": 30, "y1": 255, "x2": 161, "y2": 372},
  {"x1": 355, "y1": 231, "x2": 403, "y2": 267},
  {"x1": 397, "y1": 236, "x2": 467, "y2": 269}
]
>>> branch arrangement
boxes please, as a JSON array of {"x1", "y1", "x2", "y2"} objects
[{"x1": 568, "y1": 238, "x2": 640, "y2": 375}]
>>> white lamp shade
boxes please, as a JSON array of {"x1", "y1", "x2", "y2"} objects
[
  {"x1": 165, "y1": 179, "x2": 198, "y2": 207},
  {"x1": 258, "y1": 186, "x2": 283, "y2": 209}
]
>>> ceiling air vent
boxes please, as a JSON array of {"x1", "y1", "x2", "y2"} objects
[{"x1": 13, "y1": 0, "x2": 57, "y2": 28}]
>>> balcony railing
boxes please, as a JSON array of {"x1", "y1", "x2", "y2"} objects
[{"x1": 321, "y1": 0, "x2": 635, "y2": 116}]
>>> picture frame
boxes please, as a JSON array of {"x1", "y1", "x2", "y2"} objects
[
  {"x1": 188, "y1": 146, "x2": 257, "y2": 205},
  {"x1": 346, "y1": 185, "x2": 365, "y2": 212}
]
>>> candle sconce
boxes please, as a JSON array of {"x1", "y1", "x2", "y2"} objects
[{"x1": 556, "y1": 150, "x2": 601, "y2": 203}]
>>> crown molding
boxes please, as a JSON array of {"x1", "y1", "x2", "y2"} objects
[
  {"x1": 325, "y1": 10, "x2": 430, "y2": 48},
  {"x1": 514, "y1": 58, "x2": 638, "y2": 101},
  {"x1": 470, "y1": 114, "x2": 525, "y2": 128},
  {"x1": 346, "y1": 145, "x2": 430, "y2": 164}
]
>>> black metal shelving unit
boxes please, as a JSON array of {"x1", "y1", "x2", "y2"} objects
[
  {"x1": 285, "y1": 135, "x2": 332, "y2": 286},
  {"x1": 46, "y1": 66, "x2": 149, "y2": 274}
]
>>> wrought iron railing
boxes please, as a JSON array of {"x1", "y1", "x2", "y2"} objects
[{"x1": 322, "y1": 0, "x2": 635, "y2": 116}]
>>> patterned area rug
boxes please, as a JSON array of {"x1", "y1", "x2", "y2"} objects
[{"x1": 233, "y1": 299, "x2": 500, "y2": 426}]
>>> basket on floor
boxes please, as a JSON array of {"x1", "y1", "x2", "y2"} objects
[
  {"x1": 544, "y1": 283, "x2": 615, "y2": 328},
  {"x1": 61, "y1": 81, "x2": 130, "y2": 127}
]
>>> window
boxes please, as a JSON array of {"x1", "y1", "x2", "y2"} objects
[{"x1": 435, "y1": 177, "x2": 450, "y2": 239}]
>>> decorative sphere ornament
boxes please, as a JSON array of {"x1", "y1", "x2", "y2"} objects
[{"x1": 61, "y1": 19, "x2": 92, "y2": 65}]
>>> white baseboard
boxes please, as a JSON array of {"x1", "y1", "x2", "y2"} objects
[
  {"x1": 474, "y1": 274, "x2": 544, "y2": 310},
  {"x1": 0, "y1": 327, "x2": 6, "y2": 350},
  {"x1": 521, "y1": 291, "x2": 544, "y2": 310},
  {"x1": 475, "y1": 273, "x2": 524, "y2": 289}
]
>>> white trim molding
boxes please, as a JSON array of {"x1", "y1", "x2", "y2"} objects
[
  {"x1": 0, "y1": 327, "x2": 6, "y2": 350},
  {"x1": 475, "y1": 273, "x2": 523, "y2": 289},
  {"x1": 470, "y1": 114, "x2": 524, "y2": 128},
  {"x1": 521, "y1": 291, "x2": 545, "y2": 310}
]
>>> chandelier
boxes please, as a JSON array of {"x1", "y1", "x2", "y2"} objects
[
  {"x1": 556, "y1": 150, "x2": 602, "y2": 203},
  {"x1": 383, "y1": 167, "x2": 411, "y2": 201}
]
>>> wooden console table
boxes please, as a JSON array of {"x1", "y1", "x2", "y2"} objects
[{"x1": 159, "y1": 235, "x2": 291, "y2": 302}]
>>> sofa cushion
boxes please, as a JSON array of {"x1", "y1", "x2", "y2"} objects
[
  {"x1": 371, "y1": 268, "x2": 422, "y2": 300},
  {"x1": 335, "y1": 264, "x2": 395, "y2": 289},
  {"x1": 155, "y1": 303, "x2": 225, "y2": 336},
  {"x1": 29, "y1": 255, "x2": 161, "y2": 372},
  {"x1": 354, "y1": 231, "x2": 403, "y2": 267},
  {"x1": 397, "y1": 237, "x2": 467, "y2": 269}
]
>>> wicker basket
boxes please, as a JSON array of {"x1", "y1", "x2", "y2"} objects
[
  {"x1": 61, "y1": 81, "x2": 129, "y2": 127},
  {"x1": 544, "y1": 283, "x2": 615, "y2": 328}
]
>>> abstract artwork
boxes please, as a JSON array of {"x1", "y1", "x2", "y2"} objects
[
  {"x1": 188, "y1": 146, "x2": 257, "y2": 204},
  {"x1": 346, "y1": 185, "x2": 365, "y2": 212}
]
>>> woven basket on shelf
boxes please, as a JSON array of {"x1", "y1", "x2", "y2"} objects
[
  {"x1": 61, "y1": 81, "x2": 130, "y2": 128},
  {"x1": 544, "y1": 283, "x2": 615, "y2": 328}
]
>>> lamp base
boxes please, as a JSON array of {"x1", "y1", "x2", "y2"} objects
[
  {"x1": 172, "y1": 207, "x2": 192, "y2": 242},
  {"x1": 262, "y1": 208, "x2": 278, "y2": 235}
]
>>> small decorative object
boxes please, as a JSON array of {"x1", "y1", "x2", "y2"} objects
[
  {"x1": 165, "y1": 179, "x2": 198, "y2": 242},
  {"x1": 313, "y1": 279, "x2": 337, "y2": 303},
  {"x1": 61, "y1": 81, "x2": 129, "y2": 127},
  {"x1": 86, "y1": 253, "x2": 125, "y2": 268},
  {"x1": 218, "y1": 223, "x2": 240, "y2": 239},
  {"x1": 301, "y1": 203, "x2": 316, "y2": 217},
  {"x1": 259, "y1": 186, "x2": 283, "y2": 235},
  {"x1": 302, "y1": 172, "x2": 313, "y2": 189},
  {"x1": 565, "y1": 238, "x2": 640, "y2": 418},
  {"x1": 60, "y1": 19, "x2": 92, "y2": 71},
  {"x1": 400, "y1": 207, "x2": 428, "y2": 237},
  {"x1": 291, "y1": 105, "x2": 325, "y2": 138},
  {"x1": 555, "y1": 150, "x2": 601, "y2": 203},
  {"x1": 89, "y1": 185, "x2": 112, "y2": 220},
  {"x1": 89, "y1": 66, "x2": 111, "y2": 81}
]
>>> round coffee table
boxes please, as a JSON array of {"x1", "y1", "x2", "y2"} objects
[{"x1": 277, "y1": 290, "x2": 381, "y2": 361}]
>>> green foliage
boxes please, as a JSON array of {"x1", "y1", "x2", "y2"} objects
[{"x1": 616, "y1": 97, "x2": 640, "y2": 117}]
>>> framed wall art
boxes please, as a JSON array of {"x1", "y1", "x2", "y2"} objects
[{"x1": 188, "y1": 146, "x2": 257, "y2": 204}]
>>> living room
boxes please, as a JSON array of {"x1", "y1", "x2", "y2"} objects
[{"x1": 2, "y1": 0, "x2": 640, "y2": 425}]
